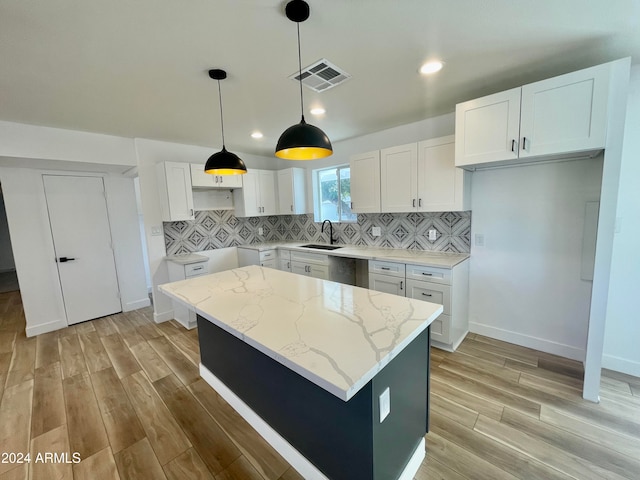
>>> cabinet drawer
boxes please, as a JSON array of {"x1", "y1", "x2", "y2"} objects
[
  {"x1": 368, "y1": 260, "x2": 405, "y2": 278},
  {"x1": 368, "y1": 273, "x2": 405, "y2": 296},
  {"x1": 406, "y1": 280, "x2": 451, "y2": 314},
  {"x1": 405, "y1": 264, "x2": 451, "y2": 285},
  {"x1": 290, "y1": 251, "x2": 329, "y2": 266},
  {"x1": 430, "y1": 313, "x2": 451, "y2": 344},
  {"x1": 260, "y1": 250, "x2": 277, "y2": 262},
  {"x1": 260, "y1": 258, "x2": 277, "y2": 269},
  {"x1": 185, "y1": 262, "x2": 207, "y2": 277}
]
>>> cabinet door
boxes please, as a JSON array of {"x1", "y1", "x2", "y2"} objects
[
  {"x1": 157, "y1": 162, "x2": 194, "y2": 221},
  {"x1": 368, "y1": 273, "x2": 405, "y2": 296},
  {"x1": 308, "y1": 264, "x2": 329, "y2": 280},
  {"x1": 279, "y1": 258, "x2": 291, "y2": 272},
  {"x1": 349, "y1": 151, "x2": 381, "y2": 213},
  {"x1": 455, "y1": 87, "x2": 521, "y2": 167},
  {"x1": 190, "y1": 164, "x2": 216, "y2": 187},
  {"x1": 291, "y1": 262, "x2": 309, "y2": 277},
  {"x1": 218, "y1": 174, "x2": 243, "y2": 188},
  {"x1": 260, "y1": 258, "x2": 278, "y2": 269},
  {"x1": 277, "y1": 168, "x2": 306, "y2": 214},
  {"x1": 259, "y1": 170, "x2": 277, "y2": 216},
  {"x1": 380, "y1": 143, "x2": 418, "y2": 213},
  {"x1": 519, "y1": 63, "x2": 609, "y2": 158},
  {"x1": 417, "y1": 136, "x2": 469, "y2": 212},
  {"x1": 234, "y1": 171, "x2": 260, "y2": 217}
]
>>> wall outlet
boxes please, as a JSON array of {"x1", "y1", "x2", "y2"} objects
[
  {"x1": 258, "y1": 227, "x2": 264, "y2": 235},
  {"x1": 151, "y1": 225, "x2": 163, "y2": 236},
  {"x1": 475, "y1": 234, "x2": 485, "y2": 247},
  {"x1": 372, "y1": 226, "x2": 381, "y2": 237},
  {"x1": 379, "y1": 387, "x2": 390, "y2": 423},
  {"x1": 428, "y1": 229, "x2": 437, "y2": 241}
]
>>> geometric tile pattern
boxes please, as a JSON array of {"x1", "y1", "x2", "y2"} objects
[{"x1": 164, "y1": 210, "x2": 471, "y2": 255}]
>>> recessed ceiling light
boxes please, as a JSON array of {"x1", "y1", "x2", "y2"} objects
[
  {"x1": 251, "y1": 131, "x2": 263, "y2": 139},
  {"x1": 419, "y1": 60, "x2": 444, "y2": 75},
  {"x1": 310, "y1": 107, "x2": 326, "y2": 115}
]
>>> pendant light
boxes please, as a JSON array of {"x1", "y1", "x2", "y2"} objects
[
  {"x1": 204, "y1": 69, "x2": 247, "y2": 175},
  {"x1": 275, "y1": 0, "x2": 333, "y2": 160}
]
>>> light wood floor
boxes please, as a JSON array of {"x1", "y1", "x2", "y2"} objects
[{"x1": 1, "y1": 290, "x2": 639, "y2": 479}]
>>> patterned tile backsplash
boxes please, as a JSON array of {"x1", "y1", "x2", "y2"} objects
[{"x1": 164, "y1": 210, "x2": 471, "y2": 256}]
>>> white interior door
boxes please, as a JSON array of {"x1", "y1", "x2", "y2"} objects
[{"x1": 43, "y1": 175, "x2": 121, "y2": 325}]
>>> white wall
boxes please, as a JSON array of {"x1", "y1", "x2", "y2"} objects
[
  {"x1": 104, "y1": 176, "x2": 151, "y2": 312},
  {"x1": 0, "y1": 120, "x2": 137, "y2": 167},
  {"x1": 602, "y1": 64, "x2": 640, "y2": 376},
  {"x1": 133, "y1": 138, "x2": 277, "y2": 322},
  {"x1": 468, "y1": 157, "x2": 603, "y2": 361},
  {"x1": 0, "y1": 166, "x2": 150, "y2": 335},
  {"x1": 0, "y1": 190, "x2": 16, "y2": 272},
  {"x1": 0, "y1": 167, "x2": 68, "y2": 335}
]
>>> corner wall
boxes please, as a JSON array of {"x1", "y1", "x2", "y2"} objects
[
  {"x1": 602, "y1": 64, "x2": 640, "y2": 376},
  {"x1": 468, "y1": 157, "x2": 604, "y2": 361}
]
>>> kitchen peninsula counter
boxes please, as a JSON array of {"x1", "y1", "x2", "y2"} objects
[{"x1": 160, "y1": 266, "x2": 443, "y2": 480}]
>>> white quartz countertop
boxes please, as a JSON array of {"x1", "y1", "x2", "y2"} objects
[
  {"x1": 238, "y1": 242, "x2": 469, "y2": 268},
  {"x1": 159, "y1": 265, "x2": 443, "y2": 401},
  {"x1": 165, "y1": 253, "x2": 209, "y2": 265}
]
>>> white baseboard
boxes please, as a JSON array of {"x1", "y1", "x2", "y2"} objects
[
  {"x1": 469, "y1": 322, "x2": 585, "y2": 362},
  {"x1": 154, "y1": 309, "x2": 174, "y2": 323},
  {"x1": 26, "y1": 318, "x2": 68, "y2": 337},
  {"x1": 602, "y1": 354, "x2": 640, "y2": 377},
  {"x1": 199, "y1": 364, "x2": 423, "y2": 480},
  {"x1": 122, "y1": 297, "x2": 151, "y2": 312}
]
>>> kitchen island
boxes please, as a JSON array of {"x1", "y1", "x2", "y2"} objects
[{"x1": 160, "y1": 265, "x2": 443, "y2": 480}]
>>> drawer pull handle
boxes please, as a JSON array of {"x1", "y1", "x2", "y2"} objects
[
  {"x1": 400, "y1": 281, "x2": 403, "y2": 290},
  {"x1": 381, "y1": 267, "x2": 390, "y2": 271},
  {"x1": 422, "y1": 293, "x2": 433, "y2": 297},
  {"x1": 421, "y1": 272, "x2": 433, "y2": 276},
  {"x1": 193, "y1": 266, "x2": 203, "y2": 270}
]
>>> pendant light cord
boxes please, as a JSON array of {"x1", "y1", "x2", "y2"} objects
[
  {"x1": 217, "y1": 79, "x2": 226, "y2": 148},
  {"x1": 297, "y1": 21, "x2": 305, "y2": 122}
]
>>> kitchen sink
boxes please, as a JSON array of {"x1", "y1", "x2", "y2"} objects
[{"x1": 300, "y1": 244, "x2": 343, "y2": 251}]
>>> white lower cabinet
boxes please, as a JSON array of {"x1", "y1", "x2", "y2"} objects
[
  {"x1": 279, "y1": 249, "x2": 291, "y2": 272},
  {"x1": 290, "y1": 251, "x2": 329, "y2": 280},
  {"x1": 166, "y1": 258, "x2": 208, "y2": 329},
  {"x1": 369, "y1": 259, "x2": 469, "y2": 351},
  {"x1": 237, "y1": 247, "x2": 278, "y2": 269}
]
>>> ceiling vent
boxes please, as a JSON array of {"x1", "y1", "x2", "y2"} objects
[{"x1": 289, "y1": 59, "x2": 351, "y2": 92}]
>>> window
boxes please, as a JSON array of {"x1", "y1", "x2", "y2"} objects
[{"x1": 314, "y1": 165, "x2": 356, "y2": 223}]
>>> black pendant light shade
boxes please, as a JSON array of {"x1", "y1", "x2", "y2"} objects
[
  {"x1": 205, "y1": 69, "x2": 247, "y2": 175},
  {"x1": 275, "y1": 0, "x2": 333, "y2": 160},
  {"x1": 275, "y1": 116, "x2": 332, "y2": 160}
]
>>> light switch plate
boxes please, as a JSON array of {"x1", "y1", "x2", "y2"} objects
[
  {"x1": 258, "y1": 227, "x2": 264, "y2": 235},
  {"x1": 428, "y1": 229, "x2": 437, "y2": 241},
  {"x1": 372, "y1": 226, "x2": 381, "y2": 237},
  {"x1": 379, "y1": 387, "x2": 390, "y2": 423},
  {"x1": 475, "y1": 234, "x2": 485, "y2": 247},
  {"x1": 151, "y1": 226, "x2": 163, "y2": 236}
]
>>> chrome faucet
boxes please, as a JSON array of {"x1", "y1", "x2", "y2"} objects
[{"x1": 321, "y1": 219, "x2": 337, "y2": 245}]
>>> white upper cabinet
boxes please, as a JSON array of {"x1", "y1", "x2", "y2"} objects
[
  {"x1": 380, "y1": 143, "x2": 418, "y2": 213},
  {"x1": 277, "y1": 167, "x2": 306, "y2": 214},
  {"x1": 156, "y1": 162, "x2": 194, "y2": 221},
  {"x1": 455, "y1": 88, "x2": 521, "y2": 167},
  {"x1": 519, "y1": 64, "x2": 609, "y2": 158},
  {"x1": 417, "y1": 136, "x2": 471, "y2": 212},
  {"x1": 379, "y1": 136, "x2": 470, "y2": 213},
  {"x1": 233, "y1": 169, "x2": 277, "y2": 217},
  {"x1": 455, "y1": 62, "x2": 611, "y2": 169},
  {"x1": 349, "y1": 150, "x2": 381, "y2": 213},
  {"x1": 190, "y1": 164, "x2": 242, "y2": 188}
]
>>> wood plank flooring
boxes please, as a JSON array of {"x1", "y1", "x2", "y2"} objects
[{"x1": 1, "y1": 291, "x2": 639, "y2": 479}]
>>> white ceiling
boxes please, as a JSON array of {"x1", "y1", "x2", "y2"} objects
[{"x1": 1, "y1": 0, "x2": 639, "y2": 158}]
